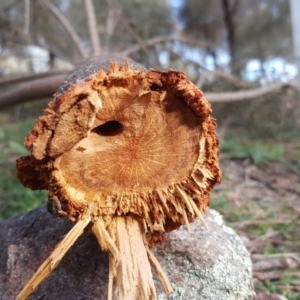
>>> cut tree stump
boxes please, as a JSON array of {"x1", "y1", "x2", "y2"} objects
[{"x1": 15, "y1": 55, "x2": 222, "y2": 299}]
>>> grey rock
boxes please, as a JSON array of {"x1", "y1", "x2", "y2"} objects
[{"x1": 0, "y1": 206, "x2": 254, "y2": 300}]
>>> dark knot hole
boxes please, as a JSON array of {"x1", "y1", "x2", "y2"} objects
[{"x1": 92, "y1": 120, "x2": 123, "y2": 136}]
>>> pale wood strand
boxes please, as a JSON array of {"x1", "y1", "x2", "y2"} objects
[{"x1": 16, "y1": 217, "x2": 91, "y2": 300}]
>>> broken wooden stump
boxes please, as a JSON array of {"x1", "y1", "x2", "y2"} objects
[{"x1": 15, "y1": 55, "x2": 222, "y2": 299}]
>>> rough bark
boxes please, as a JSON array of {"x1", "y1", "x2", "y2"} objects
[{"x1": 0, "y1": 206, "x2": 255, "y2": 300}]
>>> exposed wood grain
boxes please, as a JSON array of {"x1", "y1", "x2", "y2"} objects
[{"x1": 16, "y1": 56, "x2": 221, "y2": 299}]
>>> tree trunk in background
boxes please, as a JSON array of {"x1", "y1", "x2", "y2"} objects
[
  {"x1": 290, "y1": 0, "x2": 300, "y2": 90},
  {"x1": 221, "y1": 0, "x2": 237, "y2": 75},
  {"x1": 84, "y1": 0, "x2": 101, "y2": 56}
]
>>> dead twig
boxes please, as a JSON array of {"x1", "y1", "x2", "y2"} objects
[
  {"x1": 253, "y1": 257, "x2": 300, "y2": 272},
  {"x1": 252, "y1": 253, "x2": 300, "y2": 261},
  {"x1": 157, "y1": 45, "x2": 250, "y2": 89},
  {"x1": 104, "y1": 0, "x2": 149, "y2": 56},
  {"x1": 102, "y1": 0, "x2": 120, "y2": 52},
  {"x1": 16, "y1": 217, "x2": 91, "y2": 300},
  {"x1": 232, "y1": 219, "x2": 296, "y2": 227},
  {"x1": 41, "y1": 0, "x2": 88, "y2": 58},
  {"x1": 205, "y1": 80, "x2": 299, "y2": 103},
  {"x1": 120, "y1": 34, "x2": 177, "y2": 56},
  {"x1": 121, "y1": 33, "x2": 212, "y2": 57},
  {"x1": 253, "y1": 270, "x2": 298, "y2": 282},
  {"x1": 84, "y1": 0, "x2": 101, "y2": 56},
  {"x1": 23, "y1": 0, "x2": 30, "y2": 35},
  {"x1": 195, "y1": 72, "x2": 207, "y2": 89},
  {"x1": 250, "y1": 174, "x2": 300, "y2": 197},
  {"x1": 248, "y1": 231, "x2": 279, "y2": 252}
]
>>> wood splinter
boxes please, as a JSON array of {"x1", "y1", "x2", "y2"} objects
[{"x1": 16, "y1": 55, "x2": 221, "y2": 300}]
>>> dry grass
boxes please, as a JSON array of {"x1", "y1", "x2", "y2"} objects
[{"x1": 211, "y1": 158, "x2": 300, "y2": 300}]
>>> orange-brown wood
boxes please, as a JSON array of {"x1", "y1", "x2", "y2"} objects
[{"x1": 16, "y1": 59, "x2": 221, "y2": 299}]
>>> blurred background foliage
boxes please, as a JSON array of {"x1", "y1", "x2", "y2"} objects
[{"x1": 1, "y1": 0, "x2": 300, "y2": 298}]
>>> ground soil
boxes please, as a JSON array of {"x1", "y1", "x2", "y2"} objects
[{"x1": 212, "y1": 159, "x2": 300, "y2": 299}]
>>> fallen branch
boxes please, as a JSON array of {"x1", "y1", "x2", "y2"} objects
[
  {"x1": 205, "y1": 80, "x2": 298, "y2": 103},
  {"x1": 119, "y1": 34, "x2": 177, "y2": 56},
  {"x1": 0, "y1": 71, "x2": 298, "y2": 110},
  {"x1": 252, "y1": 253, "x2": 300, "y2": 261},
  {"x1": 232, "y1": 218, "x2": 298, "y2": 227},
  {"x1": 0, "y1": 70, "x2": 69, "y2": 86},
  {"x1": 252, "y1": 256, "x2": 300, "y2": 272},
  {"x1": 250, "y1": 174, "x2": 300, "y2": 196},
  {"x1": 253, "y1": 270, "x2": 300, "y2": 282},
  {"x1": 248, "y1": 231, "x2": 279, "y2": 252},
  {"x1": 0, "y1": 74, "x2": 66, "y2": 109}
]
